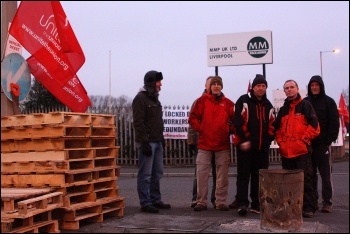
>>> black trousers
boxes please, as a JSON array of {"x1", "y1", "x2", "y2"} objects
[
  {"x1": 311, "y1": 144, "x2": 333, "y2": 206},
  {"x1": 236, "y1": 147, "x2": 269, "y2": 209},
  {"x1": 282, "y1": 154, "x2": 318, "y2": 212}
]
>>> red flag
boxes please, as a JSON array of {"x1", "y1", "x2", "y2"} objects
[
  {"x1": 9, "y1": 1, "x2": 85, "y2": 86},
  {"x1": 338, "y1": 93, "x2": 349, "y2": 138},
  {"x1": 339, "y1": 93, "x2": 349, "y2": 123},
  {"x1": 247, "y1": 80, "x2": 251, "y2": 93},
  {"x1": 27, "y1": 56, "x2": 91, "y2": 112}
]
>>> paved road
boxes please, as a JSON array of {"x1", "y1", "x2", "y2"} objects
[{"x1": 63, "y1": 160, "x2": 349, "y2": 233}]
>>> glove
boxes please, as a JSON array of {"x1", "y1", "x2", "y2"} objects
[
  {"x1": 188, "y1": 144, "x2": 197, "y2": 157},
  {"x1": 141, "y1": 142, "x2": 152, "y2": 156}
]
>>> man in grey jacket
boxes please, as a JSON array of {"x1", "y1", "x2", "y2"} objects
[{"x1": 132, "y1": 70, "x2": 171, "y2": 213}]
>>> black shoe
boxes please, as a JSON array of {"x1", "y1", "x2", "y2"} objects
[
  {"x1": 321, "y1": 204, "x2": 332, "y2": 213},
  {"x1": 191, "y1": 201, "x2": 197, "y2": 208},
  {"x1": 141, "y1": 205, "x2": 159, "y2": 213},
  {"x1": 153, "y1": 201, "x2": 171, "y2": 209},
  {"x1": 238, "y1": 206, "x2": 248, "y2": 216},
  {"x1": 302, "y1": 210, "x2": 314, "y2": 218},
  {"x1": 229, "y1": 200, "x2": 239, "y2": 209}
]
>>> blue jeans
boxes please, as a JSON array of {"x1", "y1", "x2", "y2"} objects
[{"x1": 136, "y1": 141, "x2": 164, "y2": 207}]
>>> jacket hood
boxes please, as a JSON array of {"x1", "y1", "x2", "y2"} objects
[
  {"x1": 144, "y1": 70, "x2": 163, "y2": 94},
  {"x1": 307, "y1": 75, "x2": 325, "y2": 97}
]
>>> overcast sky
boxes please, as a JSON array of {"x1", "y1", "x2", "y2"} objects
[{"x1": 59, "y1": 1, "x2": 348, "y2": 106}]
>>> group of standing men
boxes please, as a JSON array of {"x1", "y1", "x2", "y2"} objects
[{"x1": 131, "y1": 70, "x2": 339, "y2": 219}]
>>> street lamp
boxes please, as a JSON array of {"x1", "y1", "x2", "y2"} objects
[{"x1": 320, "y1": 49, "x2": 339, "y2": 78}]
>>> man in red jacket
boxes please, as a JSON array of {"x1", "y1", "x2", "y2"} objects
[
  {"x1": 187, "y1": 77, "x2": 217, "y2": 209},
  {"x1": 275, "y1": 79, "x2": 320, "y2": 218},
  {"x1": 188, "y1": 76, "x2": 235, "y2": 212}
]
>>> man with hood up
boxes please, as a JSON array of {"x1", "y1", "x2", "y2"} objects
[
  {"x1": 304, "y1": 75, "x2": 340, "y2": 213},
  {"x1": 132, "y1": 70, "x2": 171, "y2": 213}
]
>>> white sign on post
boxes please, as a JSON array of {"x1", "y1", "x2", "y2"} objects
[
  {"x1": 5, "y1": 23, "x2": 22, "y2": 57},
  {"x1": 207, "y1": 30, "x2": 273, "y2": 67},
  {"x1": 163, "y1": 108, "x2": 189, "y2": 140}
]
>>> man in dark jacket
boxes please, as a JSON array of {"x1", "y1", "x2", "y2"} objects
[
  {"x1": 304, "y1": 75, "x2": 340, "y2": 213},
  {"x1": 132, "y1": 70, "x2": 171, "y2": 213},
  {"x1": 232, "y1": 74, "x2": 275, "y2": 216}
]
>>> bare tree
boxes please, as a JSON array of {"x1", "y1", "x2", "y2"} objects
[{"x1": 89, "y1": 95, "x2": 132, "y2": 108}]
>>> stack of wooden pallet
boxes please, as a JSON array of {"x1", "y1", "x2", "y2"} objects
[
  {"x1": 1, "y1": 112, "x2": 125, "y2": 231},
  {"x1": 1, "y1": 188, "x2": 62, "y2": 233}
]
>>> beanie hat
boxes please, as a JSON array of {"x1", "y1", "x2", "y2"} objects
[
  {"x1": 252, "y1": 74, "x2": 267, "y2": 88},
  {"x1": 210, "y1": 76, "x2": 223, "y2": 88}
]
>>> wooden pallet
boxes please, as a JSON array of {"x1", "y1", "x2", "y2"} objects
[
  {"x1": 91, "y1": 137, "x2": 116, "y2": 148},
  {"x1": 1, "y1": 174, "x2": 66, "y2": 187},
  {"x1": 90, "y1": 126, "x2": 116, "y2": 137},
  {"x1": 2, "y1": 192, "x2": 63, "y2": 218},
  {"x1": 4, "y1": 219, "x2": 60, "y2": 233},
  {"x1": 1, "y1": 150, "x2": 118, "y2": 174},
  {"x1": 1, "y1": 125, "x2": 92, "y2": 140},
  {"x1": 1, "y1": 210, "x2": 58, "y2": 233},
  {"x1": 1, "y1": 112, "x2": 92, "y2": 128},
  {"x1": 1, "y1": 147, "x2": 119, "y2": 162},
  {"x1": 55, "y1": 196, "x2": 125, "y2": 230},
  {"x1": 1, "y1": 161, "x2": 69, "y2": 174},
  {"x1": 1, "y1": 138, "x2": 91, "y2": 152},
  {"x1": 1, "y1": 188, "x2": 53, "y2": 213},
  {"x1": 94, "y1": 146, "x2": 119, "y2": 158},
  {"x1": 90, "y1": 114, "x2": 115, "y2": 126},
  {"x1": 1, "y1": 112, "x2": 116, "y2": 129},
  {"x1": 56, "y1": 177, "x2": 117, "y2": 196}
]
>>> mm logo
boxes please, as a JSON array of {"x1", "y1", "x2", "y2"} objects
[{"x1": 247, "y1": 37, "x2": 269, "y2": 58}]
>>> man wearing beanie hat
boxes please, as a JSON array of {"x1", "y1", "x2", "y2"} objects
[
  {"x1": 132, "y1": 70, "x2": 171, "y2": 213},
  {"x1": 230, "y1": 74, "x2": 275, "y2": 216},
  {"x1": 210, "y1": 76, "x2": 223, "y2": 88},
  {"x1": 188, "y1": 76, "x2": 217, "y2": 209},
  {"x1": 304, "y1": 75, "x2": 339, "y2": 213},
  {"x1": 251, "y1": 74, "x2": 268, "y2": 89},
  {"x1": 189, "y1": 75, "x2": 235, "y2": 212}
]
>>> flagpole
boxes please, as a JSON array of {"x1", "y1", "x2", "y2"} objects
[
  {"x1": 1, "y1": 1, "x2": 17, "y2": 116},
  {"x1": 108, "y1": 50, "x2": 111, "y2": 111}
]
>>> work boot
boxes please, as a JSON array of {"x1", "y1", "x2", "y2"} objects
[
  {"x1": 153, "y1": 201, "x2": 171, "y2": 209},
  {"x1": 141, "y1": 205, "x2": 159, "y2": 213},
  {"x1": 194, "y1": 204, "x2": 207, "y2": 211}
]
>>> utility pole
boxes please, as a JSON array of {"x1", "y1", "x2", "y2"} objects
[{"x1": 1, "y1": 1, "x2": 17, "y2": 116}]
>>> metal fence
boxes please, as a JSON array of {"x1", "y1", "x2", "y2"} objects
[{"x1": 21, "y1": 105, "x2": 344, "y2": 166}]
